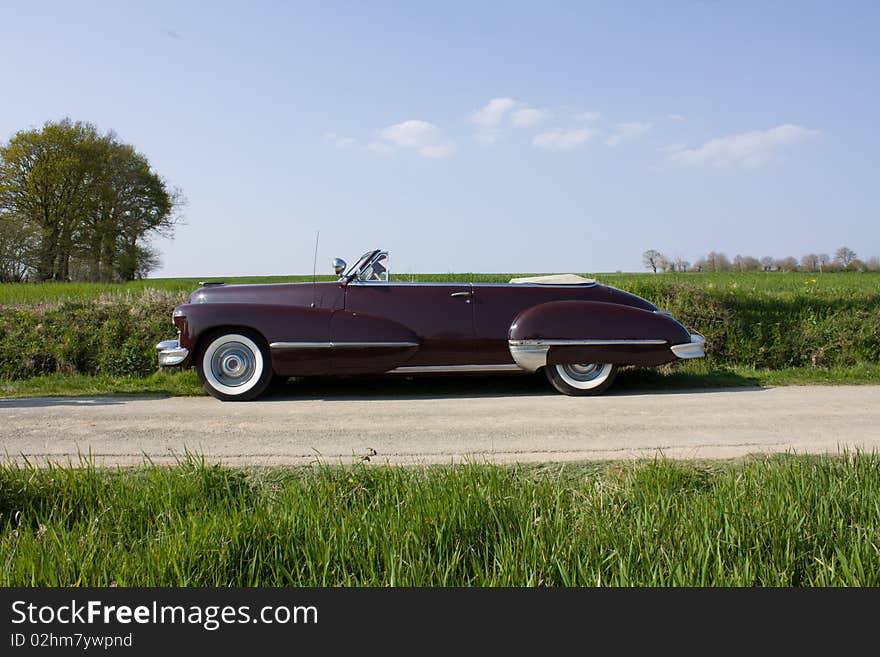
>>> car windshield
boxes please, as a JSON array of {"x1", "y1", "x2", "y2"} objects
[
  {"x1": 344, "y1": 250, "x2": 379, "y2": 279},
  {"x1": 357, "y1": 252, "x2": 389, "y2": 281}
]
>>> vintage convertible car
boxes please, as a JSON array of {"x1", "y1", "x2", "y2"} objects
[{"x1": 157, "y1": 249, "x2": 704, "y2": 401}]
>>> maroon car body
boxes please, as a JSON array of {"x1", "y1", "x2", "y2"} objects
[{"x1": 157, "y1": 250, "x2": 704, "y2": 400}]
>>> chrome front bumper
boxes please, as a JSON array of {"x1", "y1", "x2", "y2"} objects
[
  {"x1": 670, "y1": 334, "x2": 705, "y2": 359},
  {"x1": 156, "y1": 339, "x2": 189, "y2": 366}
]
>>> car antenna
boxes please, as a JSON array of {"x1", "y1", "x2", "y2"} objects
[{"x1": 311, "y1": 230, "x2": 320, "y2": 308}]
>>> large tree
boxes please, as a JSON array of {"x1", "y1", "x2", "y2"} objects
[{"x1": 0, "y1": 119, "x2": 181, "y2": 281}]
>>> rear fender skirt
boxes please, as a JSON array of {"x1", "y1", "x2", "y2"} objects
[
  {"x1": 546, "y1": 344, "x2": 679, "y2": 367},
  {"x1": 508, "y1": 300, "x2": 690, "y2": 371}
]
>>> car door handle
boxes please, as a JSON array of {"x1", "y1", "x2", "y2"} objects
[{"x1": 450, "y1": 291, "x2": 472, "y2": 298}]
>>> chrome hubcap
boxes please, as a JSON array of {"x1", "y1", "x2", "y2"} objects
[
  {"x1": 211, "y1": 342, "x2": 256, "y2": 387},
  {"x1": 561, "y1": 363, "x2": 603, "y2": 382}
]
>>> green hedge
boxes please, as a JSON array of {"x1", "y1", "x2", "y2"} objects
[
  {"x1": 0, "y1": 291, "x2": 187, "y2": 379},
  {"x1": 0, "y1": 282, "x2": 877, "y2": 380},
  {"x1": 638, "y1": 282, "x2": 880, "y2": 369}
]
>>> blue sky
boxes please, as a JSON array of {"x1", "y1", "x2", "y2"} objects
[{"x1": 1, "y1": 1, "x2": 878, "y2": 276}]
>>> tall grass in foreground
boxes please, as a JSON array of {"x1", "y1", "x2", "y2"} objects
[{"x1": 2, "y1": 454, "x2": 879, "y2": 586}]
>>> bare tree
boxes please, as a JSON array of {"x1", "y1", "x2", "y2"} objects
[
  {"x1": 740, "y1": 256, "x2": 762, "y2": 271},
  {"x1": 776, "y1": 256, "x2": 798, "y2": 272},
  {"x1": 800, "y1": 254, "x2": 819, "y2": 272},
  {"x1": 645, "y1": 248, "x2": 874, "y2": 276},
  {"x1": 642, "y1": 249, "x2": 666, "y2": 273},
  {"x1": 834, "y1": 246, "x2": 857, "y2": 268},
  {"x1": 704, "y1": 251, "x2": 731, "y2": 272}
]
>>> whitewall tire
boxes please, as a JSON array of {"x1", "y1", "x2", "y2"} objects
[
  {"x1": 545, "y1": 363, "x2": 618, "y2": 396},
  {"x1": 197, "y1": 330, "x2": 273, "y2": 401}
]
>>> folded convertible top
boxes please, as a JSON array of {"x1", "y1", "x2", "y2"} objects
[{"x1": 509, "y1": 274, "x2": 596, "y2": 285}]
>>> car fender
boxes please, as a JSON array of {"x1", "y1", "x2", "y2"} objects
[
  {"x1": 174, "y1": 302, "x2": 333, "y2": 353},
  {"x1": 508, "y1": 300, "x2": 691, "y2": 370},
  {"x1": 175, "y1": 303, "x2": 420, "y2": 376}
]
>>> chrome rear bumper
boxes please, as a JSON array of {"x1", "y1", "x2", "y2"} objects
[
  {"x1": 156, "y1": 339, "x2": 189, "y2": 367},
  {"x1": 670, "y1": 334, "x2": 705, "y2": 359}
]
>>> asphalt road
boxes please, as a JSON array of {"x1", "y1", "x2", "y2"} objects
[{"x1": 2, "y1": 379, "x2": 878, "y2": 466}]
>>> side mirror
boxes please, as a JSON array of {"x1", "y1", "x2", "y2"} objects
[{"x1": 332, "y1": 258, "x2": 347, "y2": 276}]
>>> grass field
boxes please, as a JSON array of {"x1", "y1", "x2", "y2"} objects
[
  {"x1": 1, "y1": 270, "x2": 878, "y2": 305},
  {"x1": 2, "y1": 454, "x2": 879, "y2": 586}
]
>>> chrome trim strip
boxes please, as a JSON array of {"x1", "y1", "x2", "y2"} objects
[
  {"x1": 670, "y1": 334, "x2": 706, "y2": 359},
  {"x1": 269, "y1": 341, "x2": 419, "y2": 350},
  {"x1": 389, "y1": 364, "x2": 523, "y2": 374},
  {"x1": 509, "y1": 339, "x2": 668, "y2": 347}
]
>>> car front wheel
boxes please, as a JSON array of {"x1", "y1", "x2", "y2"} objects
[
  {"x1": 197, "y1": 330, "x2": 273, "y2": 401},
  {"x1": 545, "y1": 363, "x2": 618, "y2": 396}
]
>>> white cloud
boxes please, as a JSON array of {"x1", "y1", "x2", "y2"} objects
[
  {"x1": 366, "y1": 141, "x2": 392, "y2": 154},
  {"x1": 471, "y1": 97, "x2": 518, "y2": 127},
  {"x1": 667, "y1": 124, "x2": 818, "y2": 168},
  {"x1": 381, "y1": 120, "x2": 438, "y2": 147},
  {"x1": 419, "y1": 143, "x2": 456, "y2": 158},
  {"x1": 511, "y1": 107, "x2": 548, "y2": 127},
  {"x1": 325, "y1": 132, "x2": 356, "y2": 149},
  {"x1": 605, "y1": 121, "x2": 653, "y2": 146},
  {"x1": 667, "y1": 114, "x2": 685, "y2": 121},
  {"x1": 533, "y1": 128, "x2": 592, "y2": 151},
  {"x1": 573, "y1": 111, "x2": 601, "y2": 122},
  {"x1": 472, "y1": 98, "x2": 521, "y2": 144},
  {"x1": 380, "y1": 120, "x2": 455, "y2": 158}
]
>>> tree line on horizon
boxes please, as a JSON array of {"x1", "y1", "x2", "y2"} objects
[
  {"x1": 642, "y1": 247, "x2": 880, "y2": 274},
  {"x1": 0, "y1": 119, "x2": 181, "y2": 283}
]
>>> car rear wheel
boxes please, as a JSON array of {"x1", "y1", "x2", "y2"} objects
[
  {"x1": 197, "y1": 329, "x2": 273, "y2": 401},
  {"x1": 545, "y1": 363, "x2": 618, "y2": 396}
]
